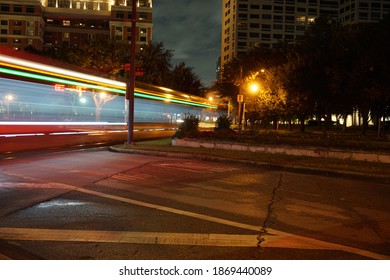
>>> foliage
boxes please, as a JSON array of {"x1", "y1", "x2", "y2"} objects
[
  {"x1": 214, "y1": 115, "x2": 232, "y2": 131},
  {"x1": 168, "y1": 62, "x2": 204, "y2": 95},
  {"x1": 172, "y1": 113, "x2": 199, "y2": 138},
  {"x1": 136, "y1": 41, "x2": 173, "y2": 85},
  {"x1": 44, "y1": 38, "x2": 129, "y2": 79},
  {"x1": 43, "y1": 40, "x2": 204, "y2": 96},
  {"x1": 215, "y1": 15, "x2": 390, "y2": 135}
]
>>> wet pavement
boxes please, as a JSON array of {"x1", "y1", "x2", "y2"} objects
[{"x1": 0, "y1": 149, "x2": 389, "y2": 260}]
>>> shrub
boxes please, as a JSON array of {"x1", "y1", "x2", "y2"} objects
[
  {"x1": 172, "y1": 113, "x2": 199, "y2": 138},
  {"x1": 214, "y1": 115, "x2": 232, "y2": 131}
]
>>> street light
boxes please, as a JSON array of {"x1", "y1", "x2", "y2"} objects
[
  {"x1": 237, "y1": 81, "x2": 261, "y2": 133},
  {"x1": 249, "y1": 83, "x2": 260, "y2": 94}
]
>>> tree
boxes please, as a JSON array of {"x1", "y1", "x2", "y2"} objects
[
  {"x1": 277, "y1": 51, "x2": 316, "y2": 132},
  {"x1": 168, "y1": 62, "x2": 204, "y2": 95},
  {"x1": 45, "y1": 38, "x2": 130, "y2": 79},
  {"x1": 136, "y1": 41, "x2": 173, "y2": 85},
  {"x1": 43, "y1": 40, "x2": 206, "y2": 94},
  {"x1": 216, "y1": 45, "x2": 288, "y2": 129}
]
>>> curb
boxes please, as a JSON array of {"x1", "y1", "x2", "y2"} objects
[{"x1": 109, "y1": 146, "x2": 390, "y2": 183}]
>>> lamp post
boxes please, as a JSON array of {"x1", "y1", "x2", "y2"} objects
[
  {"x1": 237, "y1": 92, "x2": 244, "y2": 133},
  {"x1": 238, "y1": 82, "x2": 261, "y2": 133},
  {"x1": 126, "y1": 0, "x2": 137, "y2": 145}
]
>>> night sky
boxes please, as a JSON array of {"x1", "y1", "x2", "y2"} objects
[{"x1": 152, "y1": 0, "x2": 221, "y2": 87}]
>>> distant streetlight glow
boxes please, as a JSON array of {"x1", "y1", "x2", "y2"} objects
[{"x1": 5, "y1": 94, "x2": 13, "y2": 101}]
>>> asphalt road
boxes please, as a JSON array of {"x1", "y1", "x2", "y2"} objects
[{"x1": 0, "y1": 148, "x2": 389, "y2": 260}]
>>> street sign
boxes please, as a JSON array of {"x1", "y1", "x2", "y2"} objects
[
  {"x1": 135, "y1": 66, "x2": 144, "y2": 76},
  {"x1": 123, "y1": 64, "x2": 143, "y2": 76}
]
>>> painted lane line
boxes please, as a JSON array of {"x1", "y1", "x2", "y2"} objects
[
  {"x1": 75, "y1": 187, "x2": 390, "y2": 260},
  {"x1": 263, "y1": 228, "x2": 390, "y2": 260},
  {"x1": 0, "y1": 182, "x2": 78, "y2": 189},
  {"x1": 0, "y1": 228, "x2": 258, "y2": 247},
  {"x1": 2, "y1": 182, "x2": 387, "y2": 259},
  {"x1": 75, "y1": 187, "x2": 260, "y2": 232}
]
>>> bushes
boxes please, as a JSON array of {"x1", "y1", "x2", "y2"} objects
[
  {"x1": 213, "y1": 115, "x2": 237, "y2": 139},
  {"x1": 173, "y1": 114, "x2": 237, "y2": 139},
  {"x1": 214, "y1": 115, "x2": 232, "y2": 131},
  {"x1": 172, "y1": 113, "x2": 199, "y2": 138}
]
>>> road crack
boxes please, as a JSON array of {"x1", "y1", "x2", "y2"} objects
[{"x1": 257, "y1": 173, "x2": 283, "y2": 247}]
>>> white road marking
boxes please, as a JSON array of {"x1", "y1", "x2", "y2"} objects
[
  {"x1": 1, "y1": 182, "x2": 388, "y2": 260},
  {"x1": 76, "y1": 187, "x2": 259, "y2": 231},
  {"x1": 74, "y1": 187, "x2": 390, "y2": 260},
  {"x1": 262, "y1": 228, "x2": 390, "y2": 260},
  {"x1": 0, "y1": 182, "x2": 77, "y2": 189},
  {"x1": 111, "y1": 174, "x2": 150, "y2": 181},
  {"x1": 0, "y1": 228, "x2": 258, "y2": 247}
]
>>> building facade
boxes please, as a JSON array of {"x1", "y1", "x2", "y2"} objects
[
  {"x1": 221, "y1": 0, "x2": 390, "y2": 74},
  {"x1": 0, "y1": 0, "x2": 152, "y2": 51},
  {"x1": 0, "y1": 0, "x2": 45, "y2": 50}
]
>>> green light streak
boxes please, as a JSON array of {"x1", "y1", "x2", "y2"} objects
[
  {"x1": 134, "y1": 92, "x2": 215, "y2": 108},
  {"x1": 0, "y1": 67, "x2": 124, "y2": 94},
  {"x1": 0, "y1": 67, "x2": 217, "y2": 109}
]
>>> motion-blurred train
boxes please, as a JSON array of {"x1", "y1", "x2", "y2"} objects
[{"x1": 0, "y1": 46, "x2": 220, "y2": 155}]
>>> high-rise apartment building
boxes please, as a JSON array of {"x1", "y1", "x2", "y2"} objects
[
  {"x1": 221, "y1": 0, "x2": 390, "y2": 74},
  {"x1": 339, "y1": 0, "x2": 390, "y2": 24},
  {"x1": 0, "y1": 0, "x2": 152, "y2": 51}
]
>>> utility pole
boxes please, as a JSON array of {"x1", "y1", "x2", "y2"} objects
[{"x1": 126, "y1": 0, "x2": 137, "y2": 144}]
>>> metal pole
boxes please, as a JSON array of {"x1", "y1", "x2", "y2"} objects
[{"x1": 127, "y1": 0, "x2": 137, "y2": 144}]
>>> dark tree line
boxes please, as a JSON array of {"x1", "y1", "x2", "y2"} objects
[
  {"x1": 215, "y1": 15, "x2": 390, "y2": 135},
  {"x1": 40, "y1": 40, "x2": 205, "y2": 96}
]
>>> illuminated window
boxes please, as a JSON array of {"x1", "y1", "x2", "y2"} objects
[
  {"x1": 139, "y1": 13, "x2": 148, "y2": 20},
  {"x1": 63, "y1": 20, "x2": 70, "y2": 26}
]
